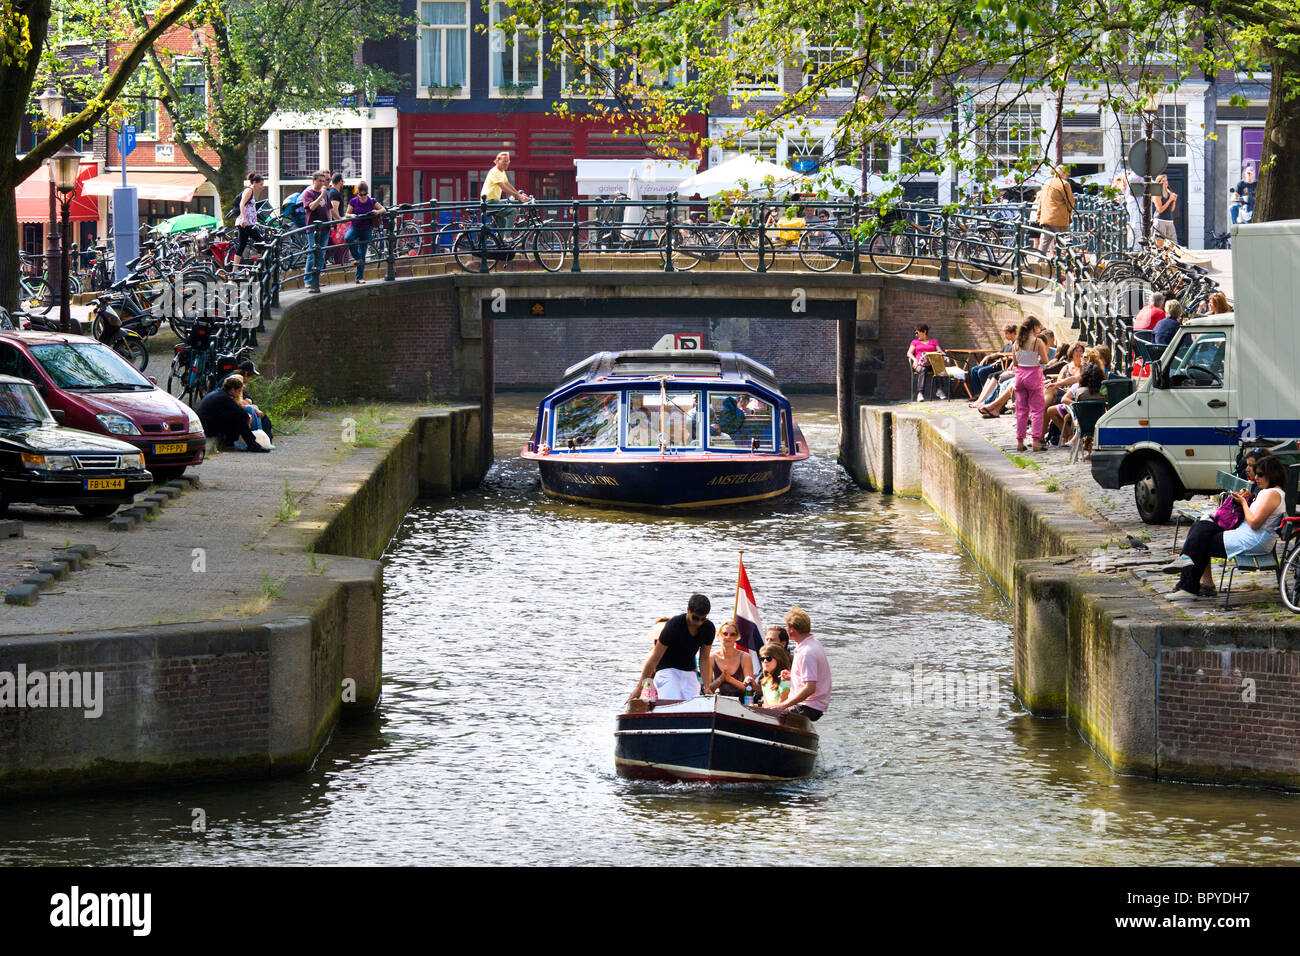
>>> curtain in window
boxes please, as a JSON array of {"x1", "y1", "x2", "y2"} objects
[{"x1": 421, "y1": 2, "x2": 466, "y2": 88}]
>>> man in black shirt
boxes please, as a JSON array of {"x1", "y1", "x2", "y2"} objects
[
  {"x1": 627, "y1": 594, "x2": 715, "y2": 702},
  {"x1": 196, "y1": 375, "x2": 270, "y2": 452}
]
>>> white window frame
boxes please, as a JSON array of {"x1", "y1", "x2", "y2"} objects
[
  {"x1": 489, "y1": 1, "x2": 543, "y2": 99},
  {"x1": 417, "y1": 0, "x2": 471, "y2": 100},
  {"x1": 559, "y1": 2, "x2": 615, "y2": 98},
  {"x1": 726, "y1": 15, "x2": 782, "y2": 96},
  {"x1": 976, "y1": 103, "x2": 1042, "y2": 163},
  {"x1": 175, "y1": 57, "x2": 207, "y2": 120},
  {"x1": 804, "y1": 44, "x2": 856, "y2": 96},
  {"x1": 1059, "y1": 105, "x2": 1103, "y2": 161}
]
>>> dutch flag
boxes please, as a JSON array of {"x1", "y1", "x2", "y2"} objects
[{"x1": 734, "y1": 555, "x2": 764, "y2": 661}]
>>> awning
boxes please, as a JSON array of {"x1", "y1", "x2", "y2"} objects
[
  {"x1": 15, "y1": 162, "x2": 100, "y2": 223},
  {"x1": 81, "y1": 171, "x2": 206, "y2": 203},
  {"x1": 574, "y1": 158, "x2": 699, "y2": 196}
]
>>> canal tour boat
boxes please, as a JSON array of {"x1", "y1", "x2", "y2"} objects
[
  {"x1": 615, "y1": 695, "x2": 820, "y2": 784},
  {"x1": 521, "y1": 349, "x2": 810, "y2": 508}
]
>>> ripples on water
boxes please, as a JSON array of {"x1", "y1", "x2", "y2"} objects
[{"x1": 2, "y1": 395, "x2": 1300, "y2": 865}]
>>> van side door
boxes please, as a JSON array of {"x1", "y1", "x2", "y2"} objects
[{"x1": 1148, "y1": 329, "x2": 1233, "y2": 492}]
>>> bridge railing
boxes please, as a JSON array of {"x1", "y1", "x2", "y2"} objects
[{"x1": 250, "y1": 196, "x2": 1128, "y2": 324}]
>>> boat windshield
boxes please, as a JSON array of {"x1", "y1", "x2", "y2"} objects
[
  {"x1": 553, "y1": 392, "x2": 620, "y2": 448},
  {"x1": 625, "y1": 390, "x2": 701, "y2": 449},
  {"x1": 707, "y1": 392, "x2": 775, "y2": 450}
]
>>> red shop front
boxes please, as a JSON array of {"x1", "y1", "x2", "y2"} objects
[{"x1": 397, "y1": 113, "x2": 707, "y2": 206}]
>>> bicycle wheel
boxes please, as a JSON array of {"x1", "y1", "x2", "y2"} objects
[
  {"x1": 954, "y1": 240, "x2": 990, "y2": 284},
  {"x1": 732, "y1": 228, "x2": 775, "y2": 272},
  {"x1": 1282, "y1": 546, "x2": 1300, "y2": 613},
  {"x1": 798, "y1": 229, "x2": 850, "y2": 272},
  {"x1": 27, "y1": 277, "x2": 53, "y2": 313},
  {"x1": 397, "y1": 221, "x2": 424, "y2": 257},
  {"x1": 166, "y1": 353, "x2": 188, "y2": 398},
  {"x1": 659, "y1": 230, "x2": 700, "y2": 271},
  {"x1": 868, "y1": 231, "x2": 915, "y2": 274},
  {"x1": 453, "y1": 229, "x2": 500, "y2": 273},
  {"x1": 533, "y1": 227, "x2": 567, "y2": 272},
  {"x1": 1018, "y1": 253, "x2": 1051, "y2": 293},
  {"x1": 113, "y1": 335, "x2": 149, "y2": 372}
]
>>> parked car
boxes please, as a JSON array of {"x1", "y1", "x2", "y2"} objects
[
  {"x1": 0, "y1": 331, "x2": 204, "y2": 482},
  {"x1": 0, "y1": 374, "x2": 152, "y2": 517}
]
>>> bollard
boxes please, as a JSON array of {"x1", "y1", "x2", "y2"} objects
[{"x1": 571, "y1": 200, "x2": 582, "y2": 273}]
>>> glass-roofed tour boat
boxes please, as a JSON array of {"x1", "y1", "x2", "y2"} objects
[{"x1": 522, "y1": 347, "x2": 811, "y2": 508}]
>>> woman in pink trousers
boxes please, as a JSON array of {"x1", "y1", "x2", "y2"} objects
[{"x1": 1012, "y1": 318, "x2": 1050, "y2": 451}]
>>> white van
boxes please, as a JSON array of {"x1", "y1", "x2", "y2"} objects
[{"x1": 1090, "y1": 220, "x2": 1300, "y2": 523}]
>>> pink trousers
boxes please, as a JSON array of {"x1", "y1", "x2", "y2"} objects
[{"x1": 1014, "y1": 365, "x2": 1045, "y2": 444}]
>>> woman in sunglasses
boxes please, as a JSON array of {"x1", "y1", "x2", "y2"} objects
[
  {"x1": 706, "y1": 620, "x2": 754, "y2": 697},
  {"x1": 756, "y1": 643, "x2": 792, "y2": 707}
]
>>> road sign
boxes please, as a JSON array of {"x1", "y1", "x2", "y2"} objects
[
  {"x1": 1127, "y1": 138, "x2": 1168, "y2": 178},
  {"x1": 118, "y1": 124, "x2": 137, "y2": 158}
]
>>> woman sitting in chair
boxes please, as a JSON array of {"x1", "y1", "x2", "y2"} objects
[
  {"x1": 1164, "y1": 455, "x2": 1287, "y2": 601},
  {"x1": 907, "y1": 324, "x2": 943, "y2": 401},
  {"x1": 1044, "y1": 362, "x2": 1104, "y2": 447}
]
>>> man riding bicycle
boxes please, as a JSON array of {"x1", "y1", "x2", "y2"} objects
[{"x1": 481, "y1": 151, "x2": 532, "y2": 241}]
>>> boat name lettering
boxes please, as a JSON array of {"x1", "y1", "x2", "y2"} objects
[
  {"x1": 564, "y1": 473, "x2": 620, "y2": 487},
  {"x1": 706, "y1": 471, "x2": 773, "y2": 486}
]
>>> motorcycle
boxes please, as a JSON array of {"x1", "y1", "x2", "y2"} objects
[{"x1": 91, "y1": 301, "x2": 150, "y2": 371}]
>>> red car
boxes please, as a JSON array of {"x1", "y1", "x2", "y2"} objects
[{"x1": 0, "y1": 332, "x2": 205, "y2": 481}]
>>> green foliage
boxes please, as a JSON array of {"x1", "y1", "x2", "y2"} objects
[
  {"x1": 277, "y1": 480, "x2": 299, "y2": 522},
  {"x1": 259, "y1": 572, "x2": 282, "y2": 600},
  {"x1": 353, "y1": 406, "x2": 392, "y2": 448},
  {"x1": 1007, "y1": 453, "x2": 1040, "y2": 470},
  {"x1": 253, "y1": 374, "x2": 314, "y2": 436}
]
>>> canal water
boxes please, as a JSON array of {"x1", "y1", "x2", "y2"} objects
[{"x1": 4, "y1": 394, "x2": 1300, "y2": 865}]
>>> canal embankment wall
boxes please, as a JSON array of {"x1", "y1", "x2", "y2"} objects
[
  {"x1": 0, "y1": 407, "x2": 484, "y2": 797},
  {"x1": 853, "y1": 405, "x2": 1300, "y2": 790}
]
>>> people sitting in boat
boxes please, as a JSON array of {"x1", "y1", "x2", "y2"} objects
[
  {"x1": 757, "y1": 642, "x2": 792, "y2": 707},
  {"x1": 767, "y1": 606, "x2": 832, "y2": 721},
  {"x1": 627, "y1": 402, "x2": 655, "y2": 446},
  {"x1": 711, "y1": 396, "x2": 745, "y2": 440},
  {"x1": 764, "y1": 624, "x2": 790, "y2": 656},
  {"x1": 627, "y1": 594, "x2": 715, "y2": 703},
  {"x1": 706, "y1": 619, "x2": 755, "y2": 697}
]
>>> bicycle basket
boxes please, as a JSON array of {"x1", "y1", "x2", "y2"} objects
[{"x1": 186, "y1": 315, "x2": 218, "y2": 348}]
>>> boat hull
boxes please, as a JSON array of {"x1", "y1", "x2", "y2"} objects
[
  {"x1": 614, "y1": 696, "x2": 819, "y2": 783},
  {"x1": 531, "y1": 455, "x2": 797, "y2": 509}
]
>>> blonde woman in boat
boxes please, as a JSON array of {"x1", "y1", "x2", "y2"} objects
[{"x1": 706, "y1": 619, "x2": 754, "y2": 697}]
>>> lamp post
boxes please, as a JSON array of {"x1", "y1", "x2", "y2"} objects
[
  {"x1": 37, "y1": 85, "x2": 64, "y2": 312},
  {"x1": 1141, "y1": 93, "x2": 1159, "y2": 244},
  {"x1": 49, "y1": 145, "x2": 82, "y2": 333}
]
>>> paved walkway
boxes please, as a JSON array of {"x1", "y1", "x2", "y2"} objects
[
  {"x1": 907, "y1": 395, "x2": 1290, "y2": 623},
  {"x1": 0, "y1": 404, "x2": 423, "y2": 637}
]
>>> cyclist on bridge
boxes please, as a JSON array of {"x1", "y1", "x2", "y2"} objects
[{"x1": 481, "y1": 152, "x2": 532, "y2": 240}]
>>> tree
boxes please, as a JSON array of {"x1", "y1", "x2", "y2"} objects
[
  {"x1": 524, "y1": 0, "x2": 1300, "y2": 221},
  {"x1": 123, "y1": 0, "x2": 404, "y2": 220},
  {"x1": 0, "y1": 0, "x2": 199, "y2": 309}
]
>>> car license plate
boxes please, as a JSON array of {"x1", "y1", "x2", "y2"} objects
[
  {"x1": 154, "y1": 442, "x2": 188, "y2": 455},
  {"x1": 85, "y1": 478, "x2": 125, "y2": 491}
]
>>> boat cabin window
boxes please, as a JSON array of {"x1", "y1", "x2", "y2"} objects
[
  {"x1": 1164, "y1": 331, "x2": 1226, "y2": 389},
  {"x1": 707, "y1": 392, "x2": 775, "y2": 450},
  {"x1": 553, "y1": 392, "x2": 620, "y2": 448},
  {"x1": 625, "y1": 390, "x2": 701, "y2": 449}
]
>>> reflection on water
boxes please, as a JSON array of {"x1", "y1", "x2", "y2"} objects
[{"x1": 1, "y1": 394, "x2": 1300, "y2": 864}]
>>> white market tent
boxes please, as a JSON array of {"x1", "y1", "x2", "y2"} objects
[
  {"x1": 673, "y1": 154, "x2": 801, "y2": 198},
  {"x1": 574, "y1": 158, "x2": 699, "y2": 197},
  {"x1": 796, "y1": 165, "x2": 890, "y2": 198}
]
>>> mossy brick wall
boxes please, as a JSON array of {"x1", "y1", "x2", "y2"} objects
[{"x1": 264, "y1": 283, "x2": 476, "y2": 402}]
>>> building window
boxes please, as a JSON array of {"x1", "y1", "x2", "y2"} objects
[
  {"x1": 372, "y1": 128, "x2": 393, "y2": 177},
  {"x1": 719, "y1": 131, "x2": 779, "y2": 162},
  {"x1": 280, "y1": 129, "x2": 320, "y2": 180},
  {"x1": 805, "y1": 45, "x2": 856, "y2": 95},
  {"x1": 1120, "y1": 104, "x2": 1187, "y2": 160},
  {"x1": 727, "y1": 16, "x2": 780, "y2": 94},
  {"x1": 900, "y1": 137, "x2": 937, "y2": 167},
  {"x1": 246, "y1": 132, "x2": 268, "y2": 175},
  {"x1": 177, "y1": 60, "x2": 206, "y2": 121},
  {"x1": 329, "y1": 129, "x2": 363, "y2": 178},
  {"x1": 864, "y1": 140, "x2": 890, "y2": 174},
  {"x1": 976, "y1": 103, "x2": 1041, "y2": 161},
  {"x1": 489, "y1": 1, "x2": 541, "y2": 96},
  {"x1": 559, "y1": 2, "x2": 614, "y2": 95},
  {"x1": 419, "y1": 0, "x2": 469, "y2": 93},
  {"x1": 1059, "y1": 109, "x2": 1102, "y2": 157}
]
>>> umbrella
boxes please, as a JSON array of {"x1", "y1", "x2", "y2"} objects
[
  {"x1": 152, "y1": 213, "x2": 222, "y2": 234},
  {"x1": 991, "y1": 168, "x2": 1051, "y2": 190},
  {"x1": 674, "y1": 154, "x2": 800, "y2": 199},
  {"x1": 621, "y1": 163, "x2": 646, "y2": 240},
  {"x1": 795, "y1": 165, "x2": 890, "y2": 198}
]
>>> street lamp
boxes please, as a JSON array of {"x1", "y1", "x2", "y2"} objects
[
  {"x1": 49, "y1": 144, "x2": 82, "y2": 334},
  {"x1": 1140, "y1": 92, "x2": 1160, "y2": 243},
  {"x1": 38, "y1": 85, "x2": 65, "y2": 316}
]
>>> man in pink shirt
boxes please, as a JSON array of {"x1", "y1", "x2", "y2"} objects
[
  {"x1": 770, "y1": 605, "x2": 831, "y2": 721},
  {"x1": 1132, "y1": 291, "x2": 1166, "y2": 332}
]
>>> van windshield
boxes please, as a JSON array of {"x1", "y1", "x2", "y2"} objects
[{"x1": 1165, "y1": 331, "x2": 1226, "y2": 388}]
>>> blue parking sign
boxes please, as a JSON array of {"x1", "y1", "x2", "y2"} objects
[{"x1": 118, "y1": 124, "x2": 137, "y2": 158}]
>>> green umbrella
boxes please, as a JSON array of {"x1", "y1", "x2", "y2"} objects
[{"x1": 152, "y1": 213, "x2": 222, "y2": 234}]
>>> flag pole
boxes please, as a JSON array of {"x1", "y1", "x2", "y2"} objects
[{"x1": 734, "y1": 549, "x2": 743, "y2": 625}]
